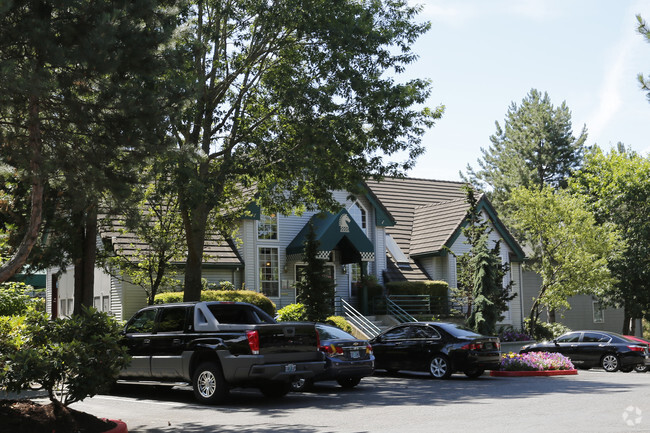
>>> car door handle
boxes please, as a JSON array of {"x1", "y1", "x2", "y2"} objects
[
  {"x1": 143, "y1": 339, "x2": 151, "y2": 346},
  {"x1": 172, "y1": 339, "x2": 181, "y2": 346}
]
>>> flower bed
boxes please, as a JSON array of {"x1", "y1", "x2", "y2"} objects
[{"x1": 490, "y1": 351, "x2": 577, "y2": 377}]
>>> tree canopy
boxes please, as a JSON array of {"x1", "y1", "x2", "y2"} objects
[
  {"x1": 0, "y1": 0, "x2": 176, "y2": 312},
  {"x1": 166, "y1": 0, "x2": 441, "y2": 300},
  {"x1": 507, "y1": 186, "x2": 621, "y2": 334},
  {"x1": 464, "y1": 89, "x2": 587, "y2": 219},
  {"x1": 571, "y1": 146, "x2": 650, "y2": 333}
]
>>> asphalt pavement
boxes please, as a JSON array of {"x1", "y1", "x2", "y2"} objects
[{"x1": 58, "y1": 369, "x2": 650, "y2": 433}]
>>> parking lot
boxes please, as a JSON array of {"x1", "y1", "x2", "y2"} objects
[{"x1": 68, "y1": 369, "x2": 650, "y2": 433}]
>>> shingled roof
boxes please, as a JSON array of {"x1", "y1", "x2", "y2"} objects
[
  {"x1": 365, "y1": 177, "x2": 467, "y2": 252},
  {"x1": 99, "y1": 216, "x2": 243, "y2": 267},
  {"x1": 410, "y1": 198, "x2": 470, "y2": 257}
]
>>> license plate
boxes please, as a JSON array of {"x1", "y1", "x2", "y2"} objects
[
  {"x1": 284, "y1": 364, "x2": 297, "y2": 373},
  {"x1": 350, "y1": 350, "x2": 360, "y2": 359}
]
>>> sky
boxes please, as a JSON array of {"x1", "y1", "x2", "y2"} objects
[{"x1": 396, "y1": 0, "x2": 650, "y2": 181}]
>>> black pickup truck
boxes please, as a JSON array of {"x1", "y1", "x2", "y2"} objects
[{"x1": 118, "y1": 301, "x2": 325, "y2": 403}]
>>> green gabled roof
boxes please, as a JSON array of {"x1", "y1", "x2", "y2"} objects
[{"x1": 286, "y1": 209, "x2": 375, "y2": 263}]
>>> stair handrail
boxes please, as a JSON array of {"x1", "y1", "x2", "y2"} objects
[
  {"x1": 385, "y1": 296, "x2": 417, "y2": 323},
  {"x1": 336, "y1": 297, "x2": 382, "y2": 338}
]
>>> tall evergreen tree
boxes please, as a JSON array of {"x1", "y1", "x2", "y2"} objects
[
  {"x1": 165, "y1": 0, "x2": 441, "y2": 301},
  {"x1": 0, "y1": 0, "x2": 177, "y2": 313},
  {"x1": 295, "y1": 221, "x2": 335, "y2": 322},
  {"x1": 464, "y1": 89, "x2": 587, "y2": 220}
]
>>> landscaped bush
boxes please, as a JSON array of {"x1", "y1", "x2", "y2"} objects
[
  {"x1": 276, "y1": 303, "x2": 307, "y2": 322},
  {"x1": 0, "y1": 282, "x2": 39, "y2": 316},
  {"x1": 325, "y1": 315, "x2": 353, "y2": 333},
  {"x1": 385, "y1": 280, "x2": 449, "y2": 314},
  {"x1": 0, "y1": 307, "x2": 130, "y2": 406},
  {"x1": 525, "y1": 318, "x2": 571, "y2": 341},
  {"x1": 499, "y1": 351, "x2": 574, "y2": 371},
  {"x1": 498, "y1": 326, "x2": 533, "y2": 342},
  {"x1": 154, "y1": 290, "x2": 276, "y2": 316}
]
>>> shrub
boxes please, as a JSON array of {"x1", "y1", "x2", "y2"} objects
[
  {"x1": 498, "y1": 325, "x2": 533, "y2": 342},
  {"x1": 499, "y1": 351, "x2": 574, "y2": 371},
  {"x1": 154, "y1": 290, "x2": 276, "y2": 316},
  {"x1": 524, "y1": 319, "x2": 571, "y2": 341},
  {"x1": 0, "y1": 282, "x2": 39, "y2": 316},
  {"x1": 0, "y1": 308, "x2": 130, "y2": 406},
  {"x1": 325, "y1": 316, "x2": 353, "y2": 333},
  {"x1": 276, "y1": 303, "x2": 307, "y2": 322}
]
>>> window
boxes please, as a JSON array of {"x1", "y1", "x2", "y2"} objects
[
  {"x1": 583, "y1": 332, "x2": 610, "y2": 343},
  {"x1": 259, "y1": 247, "x2": 279, "y2": 297},
  {"x1": 157, "y1": 307, "x2": 188, "y2": 333},
  {"x1": 348, "y1": 202, "x2": 367, "y2": 233},
  {"x1": 382, "y1": 326, "x2": 410, "y2": 341},
  {"x1": 412, "y1": 325, "x2": 441, "y2": 339},
  {"x1": 125, "y1": 309, "x2": 157, "y2": 334},
  {"x1": 258, "y1": 213, "x2": 278, "y2": 240},
  {"x1": 102, "y1": 296, "x2": 110, "y2": 313},
  {"x1": 350, "y1": 263, "x2": 362, "y2": 298},
  {"x1": 556, "y1": 332, "x2": 581, "y2": 343},
  {"x1": 593, "y1": 301, "x2": 605, "y2": 323}
]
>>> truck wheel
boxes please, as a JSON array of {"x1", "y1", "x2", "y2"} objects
[
  {"x1": 260, "y1": 382, "x2": 292, "y2": 398},
  {"x1": 193, "y1": 362, "x2": 228, "y2": 404},
  {"x1": 336, "y1": 377, "x2": 361, "y2": 388},
  {"x1": 290, "y1": 377, "x2": 313, "y2": 392}
]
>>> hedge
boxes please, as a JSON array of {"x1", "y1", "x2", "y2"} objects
[
  {"x1": 385, "y1": 280, "x2": 449, "y2": 314},
  {"x1": 154, "y1": 290, "x2": 276, "y2": 316}
]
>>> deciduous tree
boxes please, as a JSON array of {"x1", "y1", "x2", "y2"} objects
[
  {"x1": 571, "y1": 146, "x2": 650, "y2": 334},
  {"x1": 167, "y1": 0, "x2": 441, "y2": 301},
  {"x1": 507, "y1": 186, "x2": 621, "y2": 336}
]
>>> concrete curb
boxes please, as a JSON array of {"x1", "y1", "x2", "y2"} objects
[{"x1": 490, "y1": 369, "x2": 578, "y2": 377}]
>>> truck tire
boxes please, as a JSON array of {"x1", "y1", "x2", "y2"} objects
[
  {"x1": 336, "y1": 377, "x2": 361, "y2": 388},
  {"x1": 193, "y1": 362, "x2": 229, "y2": 404},
  {"x1": 259, "y1": 382, "x2": 292, "y2": 398}
]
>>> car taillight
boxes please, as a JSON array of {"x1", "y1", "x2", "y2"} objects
[
  {"x1": 366, "y1": 344, "x2": 373, "y2": 355},
  {"x1": 246, "y1": 330, "x2": 260, "y2": 355},
  {"x1": 319, "y1": 344, "x2": 344, "y2": 356},
  {"x1": 316, "y1": 329, "x2": 321, "y2": 349},
  {"x1": 628, "y1": 345, "x2": 645, "y2": 352},
  {"x1": 461, "y1": 342, "x2": 484, "y2": 350}
]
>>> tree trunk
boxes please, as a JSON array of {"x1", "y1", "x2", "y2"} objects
[
  {"x1": 0, "y1": 96, "x2": 44, "y2": 282},
  {"x1": 622, "y1": 308, "x2": 632, "y2": 335},
  {"x1": 73, "y1": 206, "x2": 97, "y2": 315},
  {"x1": 182, "y1": 204, "x2": 209, "y2": 302}
]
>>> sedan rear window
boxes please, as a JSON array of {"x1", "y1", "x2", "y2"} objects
[
  {"x1": 433, "y1": 323, "x2": 482, "y2": 338},
  {"x1": 316, "y1": 325, "x2": 355, "y2": 340}
]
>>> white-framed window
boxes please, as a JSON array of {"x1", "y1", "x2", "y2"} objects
[
  {"x1": 348, "y1": 202, "x2": 367, "y2": 234},
  {"x1": 350, "y1": 263, "x2": 362, "y2": 298},
  {"x1": 593, "y1": 301, "x2": 605, "y2": 323},
  {"x1": 259, "y1": 247, "x2": 279, "y2": 297},
  {"x1": 102, "y1": 295, "x2": 110, "y2": 313},
  {"x1": 258, "y1": 212, "x2": 278, "y2": 240}
]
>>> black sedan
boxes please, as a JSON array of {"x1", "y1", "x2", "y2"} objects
[
  {"x1": 369, "y1": 322, "x2": 501, "y2": 379},
  {"x1": 520, "y1": 330, "x2": 650, "y2": 372},
  {"x1": 291, "y1": 323, "x2": 374, "y2": 391}
]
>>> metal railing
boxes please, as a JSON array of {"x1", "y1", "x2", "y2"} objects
[
  {"x1": 385, "y1": 296, "x2": 417, "y2": 323},
  {"x1": 388, "y1": 295, "x2": 431, "y2": 315},
  {"x1": 336, "y1": 297, "x2": 382, "y2": 338}
]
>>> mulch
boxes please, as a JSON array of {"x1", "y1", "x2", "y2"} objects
[{"x1": 0, "y1": 399, "x2": 117, "y2": 433}]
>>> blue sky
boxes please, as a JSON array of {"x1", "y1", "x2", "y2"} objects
[{"x1": 397, "y1": 0, "x2": 650, "y2": 181}]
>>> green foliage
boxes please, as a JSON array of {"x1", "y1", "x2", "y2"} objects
[
  {"x1": 325, "y1": 316, "x2": 353, "y2": 334},
  {"x1": 154, "y1": 290, "x2": 276, "y2": 317},
  {"x1": 509, "y1": 186, "x2": 621, "y2": 334},
  {"x1": 295, "y1": 222, "x2": 335, "y2": 322},
  {"x1": 168, "y1": 0, "x2": 441, "y2": 300},
  {"x1": 100, "y1": 158, "x2": 185, "y2": 306},
  {"x1": 385, "y1": 280, "x2": 449, "y2": 314},
  {"x1": 276, "y1": 304, "x2": 307, "y2": 322},
  {"x1": 571, "y1": 146, "x2": 650, "y2": 332},
  {"x1": 467, "y1": 237, "x2": 510, "y2": 336},
  {"x1": 0, "y1": 308, "x2": 130, "y2": 406},
  {"x1": 524, "y1": 318, "x2": 572, "y2": 341},
  {"x1": 0, "y1": 282, "x2": 37, "y2": 316},
  {"x1": 464, "y1": 89, "x2": 587, "y2": 223}
]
